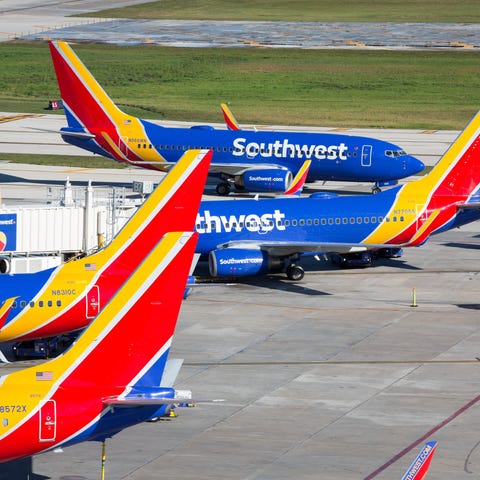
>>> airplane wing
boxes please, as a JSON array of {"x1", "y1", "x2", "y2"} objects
[{"x1": 215, "y1": 240, "x2": 397, "y2": 258}]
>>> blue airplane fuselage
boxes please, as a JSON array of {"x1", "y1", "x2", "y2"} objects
[{"x1": 65, "y1": 118, "x2": 425, "y2": 184}]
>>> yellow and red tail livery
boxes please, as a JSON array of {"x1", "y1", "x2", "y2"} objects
[
  {"x1": 0, "y1": 149, "x2": 211, "y2": 341},
  {"x1": 0, "y1": 230, "x2": 198, "y2": 463}
]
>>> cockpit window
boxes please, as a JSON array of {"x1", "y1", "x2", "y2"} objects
[{"x1": 385, "y1": 149, "x2": 407, "y2": 158}]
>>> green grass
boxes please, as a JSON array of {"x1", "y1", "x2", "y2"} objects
[
  {"x1": 1, "y1": 42, "x2": 479, "y2": 130},
  {"x1": 79, "y1": 0, "x2": 480, "y2": 23},
  {"x1": 0, "y1": 153, "x2": 127, "y2": 168}
]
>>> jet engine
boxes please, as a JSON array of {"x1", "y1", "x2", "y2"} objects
[
  {"x1": 208, "y1": 248, "x2": 284, "y2": 277},
  {"x1": 235, "y1": 169, "x2": 293, "y2": 193}
]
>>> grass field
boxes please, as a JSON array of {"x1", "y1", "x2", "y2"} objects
[
  {"x1": 1, "y1": 42, "x2": 479, "y2": 130},
  {"x1": 80, "y1": 0, "x2": 480, "y2": 23}
]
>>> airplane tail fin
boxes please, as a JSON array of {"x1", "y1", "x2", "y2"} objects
[
  {"x1": 400, "y1": 441, "x2": 437, "y2": 480},
  {"x1": 415, "y1": 109, "x2": 480, "y2": 200},
  {"x1": 65, "y1": 231, "x2": 199, "y2": 389},
  {"x1": 48, "y1": 41, "x2": 158, "y2": 164},
  {"x1": 221, "y1": 103, "x2": 241, "y2": 131},
  {"x1": 89, "y1": 149, "x2": 211, "y2": 275}
]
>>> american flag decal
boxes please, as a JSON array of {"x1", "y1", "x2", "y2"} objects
[
  {"x1": 85, "y1": 263, "x2": 97, "y2": 271},
  {"x1": 36, "y1": 371, "x2": 53, "y2": 381}
]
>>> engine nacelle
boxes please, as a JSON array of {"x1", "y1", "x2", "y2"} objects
[
  {"x1": 209, "y1": 248, "x2": 285, "y2": 277},
  {"x1": 0, "y1": 257, "x2": 10, "y2": 274},
  {"x1": 236, "y1": 169, "x2": 293, "y2": 193}
]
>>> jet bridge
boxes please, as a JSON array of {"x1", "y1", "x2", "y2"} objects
[{"x1": 0, "y1": 181, "x2": 139, "y2": 274}]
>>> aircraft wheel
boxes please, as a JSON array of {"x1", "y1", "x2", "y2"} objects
[
  {"x1": 372, "y1": 186, "x2": 381, "y2": 194},
  {"x1": 216, "y1": 182, "x2": 231, "y2": 196},
  {"x1": 286, "y1": 264, "x2": 304, "y2": 281}
]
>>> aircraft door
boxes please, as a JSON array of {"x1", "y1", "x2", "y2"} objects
[
  {"x1": 361, "y1": 145, "x2": 372, "y2": 167},
  {"x1": 86, "y1": 285, "x2": 100, "y2": 319},
  {"x1": 39, "y1": 400, "x2": 56, "y2": 442}
]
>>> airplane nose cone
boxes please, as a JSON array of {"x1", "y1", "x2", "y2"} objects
[{"x1": 405, "y1": 156, "x2": 425, "y2": 176}]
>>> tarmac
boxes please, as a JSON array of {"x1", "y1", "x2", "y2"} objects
[
  {"x1": 0, "y1": 2, "x2": 479, "y2": 479},
  {"x1": 0, "y1": 141, "x2": 480, "y2": 480}
]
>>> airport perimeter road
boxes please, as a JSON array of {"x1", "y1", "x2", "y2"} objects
[
  {"x1": 0, "y1": 0, "x2": 154, "y2": 42},
  {"x1": 0, "y1": 112, "x2": 459, "y2": 167},
  {"x1": 3, "y1": 223, "x2": 475, "y2": 480}
]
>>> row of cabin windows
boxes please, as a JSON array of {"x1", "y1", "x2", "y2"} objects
[
  {"x1": 12, "y1": 299, "x2": 62, "y2": 309},
  {"x1": 137, "y1": 143, "x2": 362, "y2": 158},
  {"x1": 138, "y1": 143, "x2": 233, "y2": 153},
  {"x1": 196, "y1": 215, "x2": 406, "y2": 231}
]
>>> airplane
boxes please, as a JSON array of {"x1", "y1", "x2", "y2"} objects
[
  {"x1": 0, "y1": 228, "x2": 200, "y2": 469},
  {"x1": 193, "y1": 107, "x2": 480, "y2": 281},
  {"x1": 0, "y1": 149, "x2": 212, "y2": 343},
  {"x1": 401, "y1": 441, "x2": 437, "y2": 480},
  {"x1": 48, "y1": 41, "x2": 424, "y2": 196},
  {"x1": 2, "y1": 104, "x2": 477, "y2": 344}
]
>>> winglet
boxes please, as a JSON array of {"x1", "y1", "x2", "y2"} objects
[
  {"x1": 400, "y1": 441, "x2": 437, "y2": 480},
  {"x1": 284, "y1": 160, "x2": 311, "y2": 195},
  {"x1": 221, "y1": 103, "x2": 241, "y2": 131}
]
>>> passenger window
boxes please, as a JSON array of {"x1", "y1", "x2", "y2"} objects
[
  {"x1": 20, "y1": 300, "x2": 26, "y2": 308},
  {"x1": 48, "y1": 300, "x2": 53, "y2": 307},
  {"x1": 292, "y1": 220, "x2": 297, "y2": 226},
  {"x1": 38, "y1": 301, "x2": 44, "y2": 307},
  {"x1": 314, "y1": 219, "x2": 319, "y2": 225},
  {"x1": 357, "y1": 217, "x2": 362, "y2": 224},
  {"x1": 56, "y1": 300, "x2": 62, "y2": 307},
  {"x1": 342, "y1": 218, "x2": 348, "y2": 224},
  {"x1": 335, "y1": 218, "x2": 340, "y2": 225},
  {"x1": 30, "y1": 301, "x2": 34, "y2": 308},
  {"x1": 299, "y1": 220, "x2": 305, "y2": 226}
]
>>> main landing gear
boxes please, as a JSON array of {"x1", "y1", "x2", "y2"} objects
[
  {"x1": 286, "y1": 264, "x2": 304, "y2": 281},
  {"x1": 215, "y1": 182, "x2": 231, "y2": 196}
]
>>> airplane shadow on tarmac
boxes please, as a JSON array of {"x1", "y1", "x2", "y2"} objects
[{"x1": 0, "y1": 457, "x2": 48, "y2": 480}]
